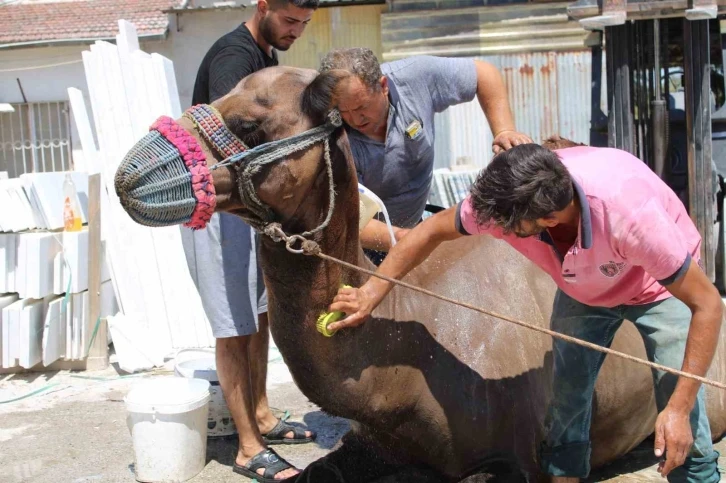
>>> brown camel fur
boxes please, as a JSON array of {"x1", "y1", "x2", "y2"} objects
[{"x1": 133, "y1": 66, "x2": 726, "y2": 481}]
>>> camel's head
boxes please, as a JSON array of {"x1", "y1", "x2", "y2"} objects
[{"x1": 114, "y1": 66, "x2": 354, "y2": 237}]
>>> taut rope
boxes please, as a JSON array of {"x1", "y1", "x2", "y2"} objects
[{"x1": 262, "y1": 224, "x2": 726, "y2": 392}]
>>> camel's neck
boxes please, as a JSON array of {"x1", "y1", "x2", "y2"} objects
[{"x1": 259, "y1": 174, "x2": 376, "y2": 414}]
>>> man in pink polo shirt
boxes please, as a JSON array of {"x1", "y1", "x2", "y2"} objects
[{"x1": 327, "y1": 143, "x2": 723, "y2": 482}]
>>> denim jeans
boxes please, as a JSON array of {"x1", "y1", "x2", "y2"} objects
[{"x1": 540, "y1": 290, "x2": 720, "y2": 481}]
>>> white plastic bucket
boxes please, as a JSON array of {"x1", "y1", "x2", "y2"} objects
[
  {"x1": 125, "y1": 378, "x2": 211, "y2": 482},
  {"x1": 174, "y1": 349, "x2": 237, "y2": 438}
]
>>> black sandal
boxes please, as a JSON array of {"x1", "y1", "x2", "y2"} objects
[
  {"x1": 262, "y1": 418, "x2": 316, "y2": 445},
  {"x1": 232, "y1": 448, "x2": 297, "y2": 483}
]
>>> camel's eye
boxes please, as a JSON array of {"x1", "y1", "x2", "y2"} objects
[{"x1": 227, "y1": 117, "x2": 262, "y2": 147}]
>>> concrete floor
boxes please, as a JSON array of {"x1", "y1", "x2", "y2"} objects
[
  {"x1": 0, "y1": 363, "x2": 346, "y2": 483},
  {"x1": 0, "y1": 363, "x2": 724, "y2": 483}
]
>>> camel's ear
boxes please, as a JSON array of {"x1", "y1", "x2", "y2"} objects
[
  {"x1": 330, "y1": 128, "x2": 355, "y2": 188},
  {"x1": 301, "y1": 70, "x2": 350, "y2": 125}
]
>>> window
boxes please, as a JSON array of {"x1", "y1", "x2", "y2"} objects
[{"x1": 0, "y1": 102, "x2": 72, "y2": 178}]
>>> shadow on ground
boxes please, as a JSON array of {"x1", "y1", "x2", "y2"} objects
[{"x1": 203, "y1": 410, "x2": 350, "y2": 469}]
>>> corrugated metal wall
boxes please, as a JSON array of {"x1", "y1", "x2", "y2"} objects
[
  {"x1": 276, "y1": 3, "x2": 603, "y2": 174},
  {"x1": 434, "y1": 50, "x2": 607, "y2": 170},
  {"x1": 277, "y1": 5, "x2": 384, "y2": 69},
  {"x1": 381, "y1": 3, "x2": 594, "y2": 61}
]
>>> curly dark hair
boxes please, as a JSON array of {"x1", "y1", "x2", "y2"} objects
[{"x1": 470, "y1": 144, "x2": 574, "y2": 234}]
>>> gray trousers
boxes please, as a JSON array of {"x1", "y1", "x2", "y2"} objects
[{"x1": 181, "y1": 212, "x2": 268, "y2": 338}]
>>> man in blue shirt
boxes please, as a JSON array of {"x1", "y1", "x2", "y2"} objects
[{"x1": 318, "y1": 48, "x2": 531, "y2": 255}]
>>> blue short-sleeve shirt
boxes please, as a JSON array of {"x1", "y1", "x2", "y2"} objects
[{"x1": 348, "y1": 56, "x2": 477, "y2": 227}]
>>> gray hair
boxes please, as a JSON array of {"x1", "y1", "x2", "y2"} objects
[{"x1": 319, "y1": 48, "x2": 383, "y2": 91}]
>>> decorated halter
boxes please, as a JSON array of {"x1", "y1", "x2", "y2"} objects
[{"x1": 114, "y1": 103, "x2": 342, "y2": 236}]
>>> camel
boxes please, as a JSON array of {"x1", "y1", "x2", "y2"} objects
[{"x1": 115, "y1": 66, "x2": 726, "y2": 482}]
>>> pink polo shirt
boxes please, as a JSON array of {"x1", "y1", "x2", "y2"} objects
[{"x1": 456, "y1": 146, "x2": 702, "y2": 308}]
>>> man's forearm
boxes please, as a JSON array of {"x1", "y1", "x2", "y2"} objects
[
  {"x1": 360, "y1": 219, "x2": 404, "y2": 252},
  {"x1": 669, "y1": 304, "x2": 722, "y2": 412},
  {"x1": 474, "y1": 60, "x2": 516, "y2": 136},
  {"x1": 364, "y1": 208, "x2": 462, "y2": 304}
]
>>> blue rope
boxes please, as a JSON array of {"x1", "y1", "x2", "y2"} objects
[{"x1": 0, "y1": 383, "x2": 62, "y2": 404}]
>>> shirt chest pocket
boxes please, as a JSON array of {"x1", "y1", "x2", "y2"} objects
[{"x1": 403, "y1": 119, "x2": 433, "y2": 166}]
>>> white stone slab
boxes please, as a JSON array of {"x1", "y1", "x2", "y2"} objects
[
  {"x1": 2, "y1": 298, "x2": 32, "y2": 368},
  {"x1": 19, "y1": 299, "x2": 44, "y2": 369},
  {"x1": 42, "y1": 296, "x2": 66, "y2": 366},
  {"x1": 0, "y1": 294, "x2": 19, "y2": 369},
  {"x1": 74, "y1": 27, "x2": 213, "y2": 355},
  {"x1": 19, "y1": 172, "x2": 89, "y2": 230},
  {"x1": 16, "y1": 232, "x2": 62, "y2": 300},
  {"x1": 0, "y1": 179, "x2": 38, "y2": 232},
  {"x1": 0, "y1": 233, "x2": 17, "y2": 294}
]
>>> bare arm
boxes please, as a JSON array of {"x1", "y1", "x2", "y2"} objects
[
  {"x1": 473, "y1": 60, "x2": 532, "y2": 153},
  {"x1": 663, "y1": 262, "x2": 722, "y2": 413},
  {"x1": 360, "y1": 219, "x2": 410, "y2": 252},
  {"x1": 328, "y1": 206, "x2": 464, "y2": 331},
  {"x1": 653, "y1": 261, "x2": 723, "y2": 476}
]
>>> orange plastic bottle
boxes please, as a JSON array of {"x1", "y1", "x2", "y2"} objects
[{"x1": 63, "y1": 173, "x2": 83, "y2": 232}]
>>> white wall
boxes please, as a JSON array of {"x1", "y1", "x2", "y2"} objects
[
  {"x1": 0, "y1": 9, "x2": 253, "y2": 172},
  {"x1": 0, "y1": 46, "x2": 90, "y2": 174},
  {"x1": 0, "y1": 11, "x2": 253, "y2": 107},
  {"x1": 155, "y1": 10, "x2": 254, "y2": 109},
  {"x1": 0, "y1": 45, "x2": 90, "y2": 103},
  {"x1": 2, "y1": 4, "x2": 392, "y2": 113}
]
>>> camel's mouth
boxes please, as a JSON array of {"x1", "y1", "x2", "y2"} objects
[
  {"x1": 114, "y1": 114, "x2": 216, "y2": 230},
  {"x1": 115, "y1": 103, "x2": 343, "y2": 233}
]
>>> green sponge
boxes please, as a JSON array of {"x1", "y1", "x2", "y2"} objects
[{"x1": 316, "y1": 284, "x2": 352, "y2": 337}]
